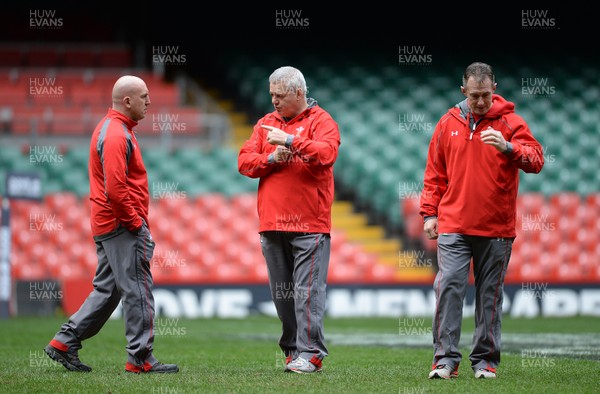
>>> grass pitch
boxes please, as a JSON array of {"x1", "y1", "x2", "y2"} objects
[{"x1": 0, "y1": 315, "x2": 598, "y2": 393}]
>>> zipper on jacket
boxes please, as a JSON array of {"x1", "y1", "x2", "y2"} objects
[{"x1": 470, "y1": 121, "x2": 476, "y2": 140}]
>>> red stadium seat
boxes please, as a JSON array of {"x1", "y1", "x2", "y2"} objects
[
  {"x1": 518, "y1": 242, "x2": 543, "y2": 266},
  {"x1": 44, "y1": 191, "x2": 79, "y2": 211},
  {"x1": 556, "y1": 262, "x2": 585, "y2": 282},
  {"x1": 63, "y1": 47, "x2": 99, "y2": 68},
  {"x1": 97, "y1": 46, "x2": 132, "y2": 67},
  {"x1": 13, "y1": 261, "x2": 47, "y2": 280},
  {"x1": 230, "y1": 193, "x2": 257, "y2": 214},
  {"x1": 0, "y1": 45, "x2": 24, "y2": 67},
  {"x1": 194, "y1": 193, "x2": 227, "y2": 213},
  {"x1": 549, "y1": 192, "x2": 581, "y2": 216},
  {"x1": 538, "y1": 229, "x2": 561, "y2": 252},
  {"x1": 519, "y1": 263, "x2": 547, "y2": 282},
  {"x1": 0, "y1": 85, "x2": 30, "y2": 106},
  {"x1": 70, "y1": 83, "x2": 111, "y2": 108},
  {"x1": 517, "y1": 192, "x2": 546, "y2": 215},
  {"x1": 405, "y1": 214, "x2": 422, "y2": 241},
  {"x1": 585, "y1": 193, "x2": 600, "y2": 211},
  {"x1": 26, "y1": 46, "x2": 61, "y2": 67}
]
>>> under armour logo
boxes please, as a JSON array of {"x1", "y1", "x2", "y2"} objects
[{"x1": 451, "y1": 131, "x2": 458, "y2": 136}]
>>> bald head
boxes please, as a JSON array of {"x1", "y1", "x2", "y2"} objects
[{"x1": 112, "y1": 75, "x2": 150, "y2": 121}]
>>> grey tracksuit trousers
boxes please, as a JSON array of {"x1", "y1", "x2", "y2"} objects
[
  {"x1": 52, "y1": 223, "x2": 157, "y2": 368},
  {"x1": 432, "y1": 233, "x2": 513, "y2": 372},
  {"x1": 260, "y1": 231, "x2": 330, "y2": 361}
]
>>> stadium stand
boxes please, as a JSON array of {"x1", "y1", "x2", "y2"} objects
[{"x1": 2, "y1": 41, "x2": 598, "y2": 288}]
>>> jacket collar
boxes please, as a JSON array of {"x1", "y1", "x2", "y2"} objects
[{"x1": 107, "y1": 108, "x2": 138, "y2": 130}]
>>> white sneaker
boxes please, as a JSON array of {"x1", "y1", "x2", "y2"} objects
[
  {"x1": 287, "y1": 357, "x2": 322, "y2": 374},
  {"x1": 474, "y1": 368, "x2": 497, "y2": 379},
  {"x1": 428, "y1": 364, "x2": 458, "y2": 379}
]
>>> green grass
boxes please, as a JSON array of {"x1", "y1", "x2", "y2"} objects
[{"x1": 0, "y1": 315, "x2": 599, "y2": 393}]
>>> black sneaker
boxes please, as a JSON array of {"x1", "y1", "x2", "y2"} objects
[
  {"x1": 125, "y1": 361, "x2": 179, "y2": 374},
  {"x1": 44, "y1": 344, "x2": 92, "y2": 372}
]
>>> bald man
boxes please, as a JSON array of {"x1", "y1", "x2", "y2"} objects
[{"x1": 45, "y1": 75, "x2": 179, "y2": 374}]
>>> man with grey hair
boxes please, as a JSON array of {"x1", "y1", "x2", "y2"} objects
[
  {"x1": 239, "y1": 66, "x2": 341, "y2": 373},
  {"x1": 44, "y1": 75, "x2": 179, "y2": 374}
]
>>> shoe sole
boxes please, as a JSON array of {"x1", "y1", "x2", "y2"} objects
[
  {"x1": 125, "y1": 368, "x2": 180, "y2": 374},
  {"x1": 148, "y1": 368, "x2": 179, "y2": 373},
  {"x1": 475, "y1": 373, "x2": 496, "y2": 379},
  {"x1": 289, "y1": 368, "x2": 322, "y2": 374},
  {"x1": 428, "y1": 372, "x2": 458, "y2": 379},
  {"x1": 44, "y1": 345, "x2": 91, "y2": 372}
]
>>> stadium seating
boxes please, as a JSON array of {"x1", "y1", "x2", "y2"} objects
[
  {"x1": 0, "y1": 42, "x2": 203, "y2": 137},
  {"x1": 8, "y1": 191, "x2": 406, "y2": 285}
]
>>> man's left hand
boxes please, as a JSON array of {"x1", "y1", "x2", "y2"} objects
[{"x1": 481, "y1": 127, "x2": 508, "y2": 153}]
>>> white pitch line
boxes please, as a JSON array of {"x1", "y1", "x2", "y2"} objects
[
  {"x1": 325, "y1": 332, "x2": 600, "y2": 360},
  {"x1": 230, "y1": 332, "x2": 600, "y2": 360}
]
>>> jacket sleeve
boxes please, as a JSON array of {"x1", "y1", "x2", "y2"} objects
[
  {"x1": 102, "y1": 133, "x2": 143, "y2": 232},
  {"x1": 290, "y1": 114, "x2": 340, "y2": 166},
  {"x1": 238, "y1": 122, "x2": 275, "y2": 179},
  {"x1": 419, "y1": 120, "x2": 447, "y2": 219},
  {"x1": 504, "y1": 114, "x2": 544, "y2": 174}
]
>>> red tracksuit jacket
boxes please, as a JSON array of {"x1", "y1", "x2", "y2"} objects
[
  {"x1": 89, "y1": 108, "x2": 149, "y2": 237},
  {"x1": 419, "y1": 94, "x2": 544, "y2": 238},
  {"x1": 238, "y1": 100, "x2": 340, "y2": 233}
]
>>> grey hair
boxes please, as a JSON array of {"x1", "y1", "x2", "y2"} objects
[
  {"x1": 269, "y1": 66, "x2": 308, "y2": 96},
  {"x1": 462, "y1": 62, "x2": 495, "y2": 86}
]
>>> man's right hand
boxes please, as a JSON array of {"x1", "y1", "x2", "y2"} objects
[
  {"x1": 424, "y1": 217, "x2": 439, "y2": 240},
  {"x1": 274, "y1": 146, "x2": 292, "y2": 163}
]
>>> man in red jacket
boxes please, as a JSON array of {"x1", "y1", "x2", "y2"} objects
[
  {"x1": 420, "y1": 62, "x2": 544, "y2": 379},
  {"x1": 238, "y1": 66, "x2": 340, "y2": 373},
  {"x1": 44, "y1": 75, "x2": 178, "y2": 374}
]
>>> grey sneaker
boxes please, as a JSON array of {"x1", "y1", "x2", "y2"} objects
[
  {"x1": 474, "y1": 368, "x2": 497, "y2": 379},
  {"x1": 125, "y1": 361, "x2": 179, "y2": 373},
  {"x1": 287, "y1": 356, "x2": 322, "y2": 374},
  {"x1": 428, "y1": 364, "x2": 458, "y2": 379},
  {"x1": 44, "y1": 344, "x2": 92, "y2": 372}
]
